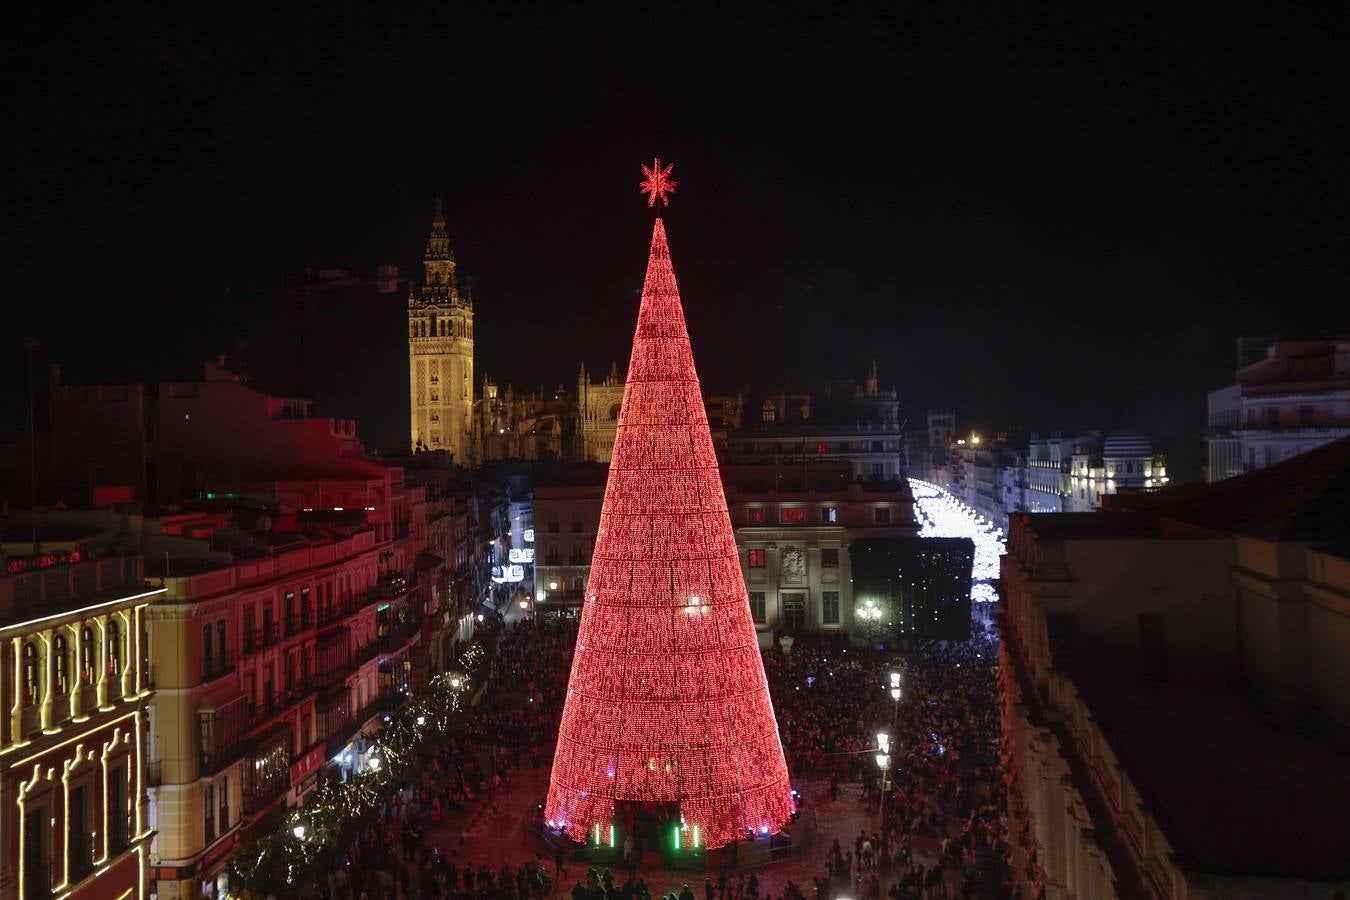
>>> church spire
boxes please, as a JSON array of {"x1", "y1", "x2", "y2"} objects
[{"x1": 424, "y1": 197, "x2": 454, "y2": 264}]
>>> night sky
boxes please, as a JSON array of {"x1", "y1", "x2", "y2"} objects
[{"x1": 7, "y1": 5, "x2": 1348, "y2": 479}]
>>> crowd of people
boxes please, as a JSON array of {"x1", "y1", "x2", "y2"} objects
[
  {"x1": 765, "y1": 625, "x2": 1012, "y2": 899},
  {"x1": 297, "y1": 597, "x2": 1011, "y2": 900},
  {"x1": 310, "y1": 608, "x2": 580, "y2": 900}
]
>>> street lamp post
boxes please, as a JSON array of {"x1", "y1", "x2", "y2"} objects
[
  {"x1": 875, "y1": 731, "x2": 892, "y2": 825},
  {"x1": 888, "y1": 670, "x2": 902, "y2": 735},
  {"x1": 877, "y1": 672, "x2": 902, "y2": 825}
]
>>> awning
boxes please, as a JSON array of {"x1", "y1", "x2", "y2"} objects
[{"x1": 415, "y1": 552, "x2": 445, "y2": 572}]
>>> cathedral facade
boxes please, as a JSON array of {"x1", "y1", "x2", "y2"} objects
[
  {"x1": 408, "y1": 199, "x2": 474, "y2": 462},
  {"x1": 576, "y1": 360, "x2": 625, "y2": 462}
]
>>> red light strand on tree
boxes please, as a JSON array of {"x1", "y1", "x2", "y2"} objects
[
  {"x1": 544, "y1": 189, "x2": 793, "y2": 850},
  {"x1": 639, "y1": 157, "x2": 678, "y2": 207}
]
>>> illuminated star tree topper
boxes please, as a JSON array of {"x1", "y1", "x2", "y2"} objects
[{"x1": 639, "y1": 156, "x2": 678, "y2": 207}]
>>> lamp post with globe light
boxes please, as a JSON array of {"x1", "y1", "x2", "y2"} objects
[{"x1": 876, "y1": 731, "x2": 892, "y2": 824}]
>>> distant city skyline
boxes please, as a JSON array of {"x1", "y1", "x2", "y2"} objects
[{"x1": 7, "y1": 6, "x2": 1347, "y2": 481}]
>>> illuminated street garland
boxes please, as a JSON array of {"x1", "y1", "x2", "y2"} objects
[
  {"x1": 544, "y1": 163, "x2": 793, "y2": 850},
  {"x1": 909, "y1": 479, "x2": 1006, "y2": 601},
  {"x1": 225, "y1": 658, "x2": 478, "y2": 897}
]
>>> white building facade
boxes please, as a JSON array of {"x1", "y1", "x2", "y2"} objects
[{"x1": 1206, "y1": 338, "x2": 1350, "y2": 482}]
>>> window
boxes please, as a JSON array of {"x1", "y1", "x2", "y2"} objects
[
  {"x1": 203, "y1": 625, "x2": 214, "y2": 679},
  {"x1": 81, "y1": 627, "x2": 94, "y2": 684},
  {"x1": 220, "y1": 775, "x2": 230, "y2": 832},
  {"x1": 874, "y1": 507, "x2": 891, "y2": 524},
  {"x1": 816, "y1": 441, "x2": 827, "y2": 454},
  {"x1": 748, "y1": 508, "x2": 765, "y2": 524},
  {"x1": 1299, "y1": 405, "x2": 1314, "y2": 426},
  {"x1": 109, "y1": 764, "x2": 128, "y2": 852},
  {"x1": 748, "y1": 592, "x2": 766, "y2": 624},
  {"x1": 822, "y1": 506, "x2": 838, "y2": 524},
  {"x1": 1266, "y1": 406, "x2": 1279, "y2": 427},
  {"x1": 821, "y1": 548, "x2": 840, "y2": 568},
  {"x1": 205, "y1": 782, "x2": 216, "y2": 843},
  {"x1": 217, "y1": 621, "x2": 227, "y2": 669},
  {"x1": 871, "y1": 440, "x2": 883, "y2": 452},
  {"x1": 107, "y1": 623, "x2": 122, "y2": 680},
  {"x1": 22, "y1": 642, "x2": 39, "y2": 706},
  {"x1": 872, "y1": 462, "x2": 884, "y2": 477},
  {"x1": 822, "y1": 591, "x2": 840, "y2": 625},
  {"x1": 25, "y1": 806, "x2": 50, "y2": 896},
  {"x1": 748, "y1": 549, "x2": 766, "y2": 568},
  {"x1": 53, "y1": 634, "x2": 69, "y2": 694},
  {"x1": 780, "y1": 507, "x2": 805, "y2": 524},
  {"x1": 69, "y1": 783, "x2": 90, "y2": 878}
]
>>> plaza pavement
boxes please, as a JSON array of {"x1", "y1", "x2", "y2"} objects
[{"x1": 422, "y1": 756, "x2": 962, "y2": 899}]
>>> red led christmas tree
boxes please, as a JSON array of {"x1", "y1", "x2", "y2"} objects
[{"x1": 544, "y1": 161, "x2": 793, "y2": 850}]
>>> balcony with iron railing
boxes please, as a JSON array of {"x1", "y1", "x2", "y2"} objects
[
  {"x1": 354, "y1": 639, "x2": 383, "y2": 665},
  {"x1": 321, "y1": 691, "x2": 401, "y2": 759},
  {"x1": 200, "y1": 695, "x2": 252, "y2": 776},
  {"x1": 201, "y1": 649, "x2": 239, "y2": 684},
  {"x1": 286, "y1": 608, "x2": 313, "y2": 638},
  {"x1": 373, "y1": 570, "x2": 418, "y2": 601},
  {"x1": 316, "y1": 597, "x2": 359, "y2": 629},
  {"x1": 243, "y1": 621, "x2": 281, "y2": 654},
  {"x1": 283, "y1": 677, "x2": 315, "y2": 707},
  {"x1": 243, "y1": 772, "x2": 288, "y2": 816}
]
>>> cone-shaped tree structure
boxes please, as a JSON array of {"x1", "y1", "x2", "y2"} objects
[{"x1": 544, "y1": 218, "x2": 793, "y2": 850}]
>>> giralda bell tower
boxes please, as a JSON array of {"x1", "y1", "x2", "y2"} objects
[{"x1": 408, "y1": 198, "x2": 474, "y2": 462}]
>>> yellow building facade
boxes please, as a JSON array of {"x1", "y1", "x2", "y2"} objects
[
  {"x1": 408, "y1": 199, "x2": 474, "y2": 464},
  {"x1": 0, "y1": 546, "x2": 156, "y2": 900}
]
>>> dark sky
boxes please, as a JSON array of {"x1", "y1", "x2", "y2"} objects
[{"x1": 6, "y1": 4, "x2": 1348, "y2": 479}]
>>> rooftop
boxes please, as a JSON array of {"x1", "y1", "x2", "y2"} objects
[
  {"x1": 1028, "y1": 437, "x2": 1350, "y2": 543},
  {"x1": 1114, "y1": 435, "x2": 1350, "y2": 541},
  {"x1": 1085, "y1": 685, "x2": 1350, "y2": 878}
]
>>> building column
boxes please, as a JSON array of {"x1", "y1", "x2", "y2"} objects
[
  {"x1": 69, "y1": 625, "x2": 84, "y2": 721},
  {"x1": 39, "y1": 628, "x2": 55, "y2": 732},
  {"x1": 10, "y1": 636, "x2": 24, "y2": 743},
  {"x1": 96, "y1": 616, "x2": 110, "y2": 710},
  {"x1": 119, "y1": 611, "x2": 135, "y2": 698}
]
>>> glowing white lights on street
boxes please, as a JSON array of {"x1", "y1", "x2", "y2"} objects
[{"x1": 910, "y1": 478, "x2": 1006, "y2": 605}]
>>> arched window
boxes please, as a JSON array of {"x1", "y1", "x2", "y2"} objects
[
  {"x1": 81, "y1": 626, "x2": 94, "y2": 684},
  {"x1": 53, "y1": 634, "x2": 69, "y2": 694},
  {"x1": 22, "y1": 643, "x2": 39, "y2": 706},
  {"x1": 107, "y1": 620, "x2": 122, "y2": 676}
]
